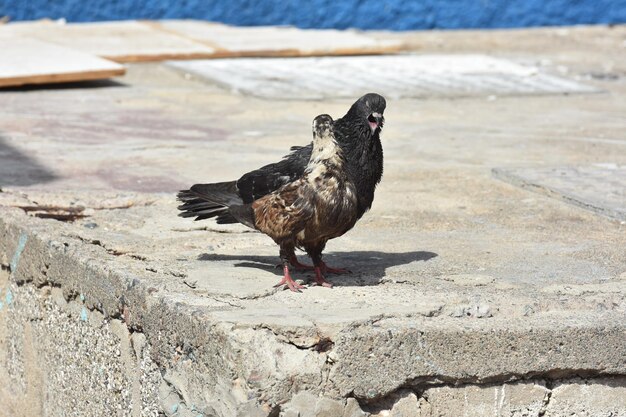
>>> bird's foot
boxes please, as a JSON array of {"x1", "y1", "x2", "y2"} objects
[
  {"x1": 313, "y1": 267, "x2": 333, "y2": 288},
  {"x1": 320, "y1": 261, "x2": 352, "y2": 275},
  {"x1": 274, "y1": 266, "x2": 306, "y2": 292},
  {"x1": 289, "y1": 255, "x2": 315, "y2": 271}
]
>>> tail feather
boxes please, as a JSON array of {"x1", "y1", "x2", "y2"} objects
[
  {"x1": 189, "y1": 182, "x2": 242, "y2": 206},
  {"x1": 215, "y1": 212, "x2": 239, "y2": 224},
  {"x1": 177, "y1": 181, "x2": 243, "y2": 223},
  {"x1": 177, "y1": 200, "x2": 223, "y2": 217},
  {"x1": 178, "y1": 181, "x2": 242, "y2": 218},
  {"x1": 190, "y1": 207, "x2": 227, "y2": 220}
]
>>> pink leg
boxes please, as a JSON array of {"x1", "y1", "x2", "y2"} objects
[
  {"x1": 313, "y1": 267, "x2": 333, "y2": 288},
  {"x1": 274, "y1": 265, "x2": 306, "y2": 292}
]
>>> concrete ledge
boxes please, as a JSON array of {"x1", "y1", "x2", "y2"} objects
[{"x1": 1, "y1": 203, "x2": 625, "y2": 416}]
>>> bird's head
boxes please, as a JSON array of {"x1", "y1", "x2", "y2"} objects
[
  {"x1": 312, "y1": 114, "x2": 334, "y2": 139},
  {"x1": 348, "y1": 93, "x2": 386, "y2": 135}
]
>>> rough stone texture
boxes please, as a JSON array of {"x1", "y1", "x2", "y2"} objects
[
  {"x1": 1, "y1": 24, "x2": 626, "y2": 417},
  {"x1": 0, "y1": 269, "x2": 162, "y2": 417},
  {"x1": 417, "y1": 383, "x2": 549, "y2": 417},
  {"x1": 387, "y1": 391, "x2": 421, "y2": 417},
  {"x1": 544, "y1": 377, "x2": 626, "y2": 417}
]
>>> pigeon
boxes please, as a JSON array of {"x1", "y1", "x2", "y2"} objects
[{"x1": 178, "y1": 93, "x2": 386, "y2": 291}]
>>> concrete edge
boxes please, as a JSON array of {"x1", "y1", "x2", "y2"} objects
[{"x1": 1, "y1": 206, "x2": 625, "y2": 413}]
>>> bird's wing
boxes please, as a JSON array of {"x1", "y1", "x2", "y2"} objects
[
  {"x1": 177, "y1": 144, "x2": 312, "y2": 225},
  {"x1": 252, "y1": 180, "x2": 315, "y2": 241},
  {"x1": 236, "y1": 143, "x2": 312, "y2": 203}
]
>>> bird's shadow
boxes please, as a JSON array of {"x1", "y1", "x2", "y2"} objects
[{"x1": 198, "y1": 250, "x2": 438, "y2": 286}]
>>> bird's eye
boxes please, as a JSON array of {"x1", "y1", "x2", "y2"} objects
[{"x1": 367, "y1": 114, "x2": 377, "y2": 123}]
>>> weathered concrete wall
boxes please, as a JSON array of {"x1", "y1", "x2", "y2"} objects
[
  {"x1": 2, "y1": 269, "x2": 626, "y2": 417},
  {"x1": 1, "y1": 205, "x2": 625, "y2": 417},
  {"x1": 2, "y1": 273, "x2": 626, "y2": 417},
  {"x1": 0, "y1": 272, "x2": 161, "y2": 417},
  {"x1": 2, "y1": 0, "x2": 625, "y2": 29}
]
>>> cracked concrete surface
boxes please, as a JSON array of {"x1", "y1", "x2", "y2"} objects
[{"x1": 1, "y1": 24, "x2": 626, "y2": 416}]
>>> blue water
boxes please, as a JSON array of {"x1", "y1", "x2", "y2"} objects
[{"x1": 2, "y1": 0, "x2": 625, "y2": 30}]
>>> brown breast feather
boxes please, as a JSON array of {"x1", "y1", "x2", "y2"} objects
[{"x1": 252, "y1": 179, "x2": 315, "y2": 242}]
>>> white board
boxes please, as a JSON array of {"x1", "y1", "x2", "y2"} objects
[{"x1": 0, "y1": 36, "x2": 125, "y2": 87}]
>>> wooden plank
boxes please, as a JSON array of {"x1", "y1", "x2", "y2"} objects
[
  {"x1": 0, "y1": 20, "x2": 404, "y2": 64},
  {"x1": 153, "y1": 20, "x2": 405, "y2": 57},
  {"x1": 0, "y1": 20, "x2": 217, "y2": 63},
  {"x1": 0, "y1": 36, "x2": 125, "y2": 88}
]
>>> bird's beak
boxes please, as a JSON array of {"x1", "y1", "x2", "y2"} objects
[{"x1": 367, "y1": 112, "x2": 384, "y2": 133}]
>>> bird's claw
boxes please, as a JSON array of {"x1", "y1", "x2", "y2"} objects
[
  {"x1": 313, "y1": 267, "x2": 334, "y2": 288},
  {"x1": 275, "y1": 259, "x2": 347, "y2": 291},
  {"x1": 288, "y1": 282, "x2": 306, "y2": 292},
  {"x1": 274, "y1": 280, "x2": 306, "y2": 292},
  {"x1": 312, "y1": 280, "x2": 333, "y2": 288},
  {"x1": 275, "y1": 266, "x2": 306, "y2": 292}
]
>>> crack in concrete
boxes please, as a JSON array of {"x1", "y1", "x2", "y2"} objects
[
  {"x1": 398, "y1": 370, "x2": 616, "y2": 398},
  {"x1": 67, "y1": 234, "x2": 149, "y2": 261},
  {"x1": 203, "y1": 294, "x2": 243, "y2": 309},
  {"x1": 346, "y1": 368, "x2": 623, "y2": 410},
  {"x1": 171, "y1": 225, "x2": 255, "y2": 234},
  {"x1": 256, "y1": 323, "x2": 325, "y2": 351},
  {"x1": 145, "y1": 265, "x2": 188, "y2": 280},
  {"x1": 360, "y1": 374, "x2": 626, "y2": 415},
  {"x1": 233, "y1": 286, "x2": 283, "y2": 300},
  {"x1": 2, "y1": 190, "x2": 153, "y2": 223}
]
